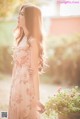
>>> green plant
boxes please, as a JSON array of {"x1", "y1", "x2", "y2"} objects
[{"x1": 44, "y1": 86, "x2": 80, "y2": 118}]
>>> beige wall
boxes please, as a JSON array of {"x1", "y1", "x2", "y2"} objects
[{"x1": 49, "y1": 17, "x2": 80, "y2": 36}]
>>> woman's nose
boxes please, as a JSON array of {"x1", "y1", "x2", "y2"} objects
[
  {"x1": 18, "y1": 16, "x2": 19, "y2": 20},
  {"x1": 18, "y1": 16, "x2": 20, "y2": 21}
]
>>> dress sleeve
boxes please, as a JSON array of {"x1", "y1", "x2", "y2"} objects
[{"x1": 29, "y1": 38, "x2": 40, "y2": 101}]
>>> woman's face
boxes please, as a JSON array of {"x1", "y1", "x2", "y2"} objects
[{"x1": 18, "y1": 8, "x2": 25, "y2": 28}]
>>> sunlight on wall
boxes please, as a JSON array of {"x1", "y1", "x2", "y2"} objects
[
  {"x1": 40, "y1": 0, "x2": 80, "y2": 17},
  {"x1": 60, "y1": 1, "x2": 80, "y2": 16}
]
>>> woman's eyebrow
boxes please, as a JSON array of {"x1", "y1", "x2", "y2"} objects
[
  {"x1": 19, "y1": 11, "x2": 24, "y2": 15},
  {"x1": 20, "y1": 11, "x2": 24, "y2": 13}
]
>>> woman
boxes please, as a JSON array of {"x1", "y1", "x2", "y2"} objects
[{"x1": 8, "y1": 3, "x2": 48, "y2": 119}]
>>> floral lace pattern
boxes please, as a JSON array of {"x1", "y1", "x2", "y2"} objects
[{"x1": 8, "y1": 36, "x2": 41, "y2": 119}]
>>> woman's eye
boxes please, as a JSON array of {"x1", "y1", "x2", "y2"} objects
[
  {"x1": 21, "y1": 13, "x2": 24, "y2": 16},
  {"x1": 19, "y1": 12, "x2": 24, "y2": 16}
]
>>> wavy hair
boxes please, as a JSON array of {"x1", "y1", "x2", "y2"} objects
[{"x1": 13, "y1": 3, "x2": 49, "y2": 74}]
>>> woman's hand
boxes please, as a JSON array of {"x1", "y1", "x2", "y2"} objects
[{"x1": 37, "y1": 101, "x2": 45, "y2": 113}]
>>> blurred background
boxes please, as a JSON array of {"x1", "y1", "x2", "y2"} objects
[{"x1": 0, "y1": 0, "x2": 80, "y2": 118}]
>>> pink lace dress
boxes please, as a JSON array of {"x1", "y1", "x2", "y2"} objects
[{"x1": 8, "y1": 36, "x2": 40, "y2": 119}]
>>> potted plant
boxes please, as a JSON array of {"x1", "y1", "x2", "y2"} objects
[{"x1": 44, "y1": 86, "x2": 80, "y2": 119}]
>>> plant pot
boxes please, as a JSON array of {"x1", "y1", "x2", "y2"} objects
[{"x1": 58, "y1": 112, "x2": 80, "y2": 119}]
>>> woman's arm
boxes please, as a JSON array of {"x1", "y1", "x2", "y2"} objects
[
  {"x1": 29, "y1": 37, "x2": 45, "y2": 113},
  {"x1": 29, "y1": 37, "x2": 40, "y2": 101}
]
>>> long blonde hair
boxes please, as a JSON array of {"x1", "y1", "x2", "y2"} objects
[{"x1": 13, "y1": 3, "x2": 49, "y2": 74}]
